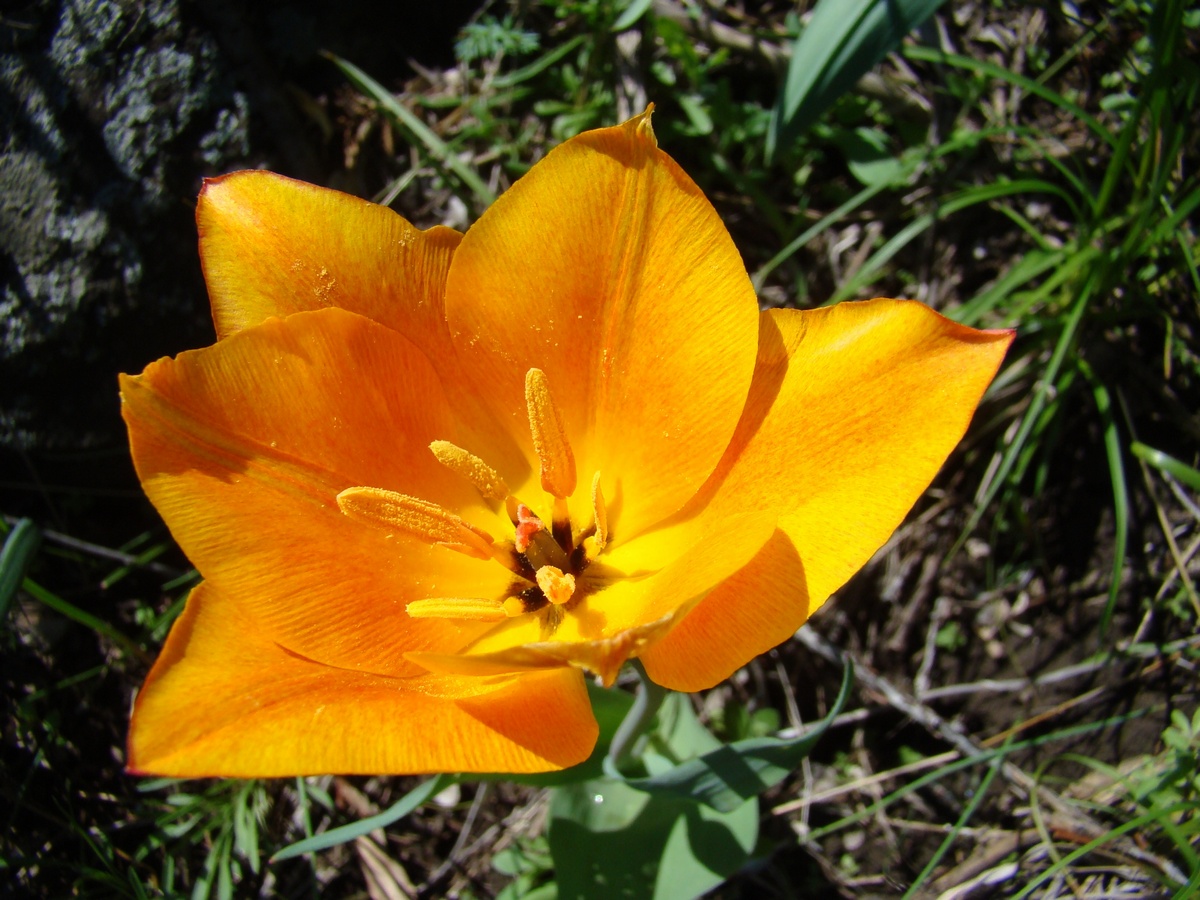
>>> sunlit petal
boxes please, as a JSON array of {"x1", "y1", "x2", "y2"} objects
[
  {"x1": 443, "y1": 110, "x2": 759, "y2": 538},
  {"x1": 128, "y1": 584, "x2": 596, "y2": 776},
  {"x1": 121, "y1": 308, "x2": 512, "y2": 676},
  {"x1": 198, "y1": 171, "x2": 462, "y2": 356},
  {"x1": 643, "y1": 300, "x2": 1014, "y2": 690}
]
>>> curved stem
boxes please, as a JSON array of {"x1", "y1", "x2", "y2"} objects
[{"x1": 605, "y1": 659, "x2": 668, "y2": 777}]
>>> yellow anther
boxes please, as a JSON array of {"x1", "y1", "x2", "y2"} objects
[
  {"x1": 590, "y1": 471, "x2": 608, "y2": 550},
  {"x1": 337, "y1": 486, "x2": 494, "y2": 560},
  {"x1": 406, "y1": 598, "x2": 508, "y2": 622},
  {"x1": 535, "y1": 565, "x2": 576, "y2": 606},
  {"x1": 525, "y1": 368, "x2": 576, "y2": 499},
  {"x1": 429, "y1": 440, "x2": 509, "y2": 504}
]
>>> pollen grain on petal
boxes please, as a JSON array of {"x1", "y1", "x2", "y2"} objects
[
  {"x1": 525, "y1": 368, "x2": 576, "y2": 499},
  {"x1": 337, "y1": 485, "x2": 494, "y2": 559},
  {"x1": 406, "y1": 597, "x2": 508, "y2": 621},
  {"x1": 429, "y1": 440, "x2": 510, "y2": 504}
]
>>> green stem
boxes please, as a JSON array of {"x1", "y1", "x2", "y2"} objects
[{"x1": 605, "y1": 660, "x2": 667, "y2": 777}]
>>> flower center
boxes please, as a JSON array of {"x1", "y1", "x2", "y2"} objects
[{"x1": 335, "y1": 368, "x2": 608, "y2": 633}]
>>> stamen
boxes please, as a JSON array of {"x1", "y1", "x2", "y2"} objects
[
  {"x1": 513, "y1": 504, "x2": 544, "y2": 553},
  {"x1": 591, "y1": 471, "x2": 608, "y2": 550},
  {"x1": 535, "y1": 565, "x2": 576, "y2": 606},
  {"x1": 429, "y1": 440, "x2": 509, "y2": 504},
  {"x1": 525, "y1": 368, "x2": 576, "y2": 499},
  {"x1": 406, "y1": 598, "x2": 508, "y2": 621},
  {"x1": 337, "y1": 486, "x2": 494, "y2": 560},
  {"x1": 503, "y1": 589, "x2": 547, "y2": 617}
]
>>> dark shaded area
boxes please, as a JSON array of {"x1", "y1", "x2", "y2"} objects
[
  {"x1": 0, "y1": 0, "x2": 478, "y2": 455},
  {"x1": 0, "y1": 2, "x2": 476, "y2": 895}
]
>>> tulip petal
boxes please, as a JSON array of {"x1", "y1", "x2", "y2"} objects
[
  {"x1": 643, "y1": 300, "x2": 1014, "y2": 691},
  {"x1": 443, "y1": 111, "x2": 759, "y2": 538},
  {"x1": 129, "y1": 583, "x2": 597, "y2": 776},
  {"x1": 121, "y1": 308, "x2": 513, "y2": 677},
  {"x1": 198, "y1": 171, "x2": 462, "y2": 356}
]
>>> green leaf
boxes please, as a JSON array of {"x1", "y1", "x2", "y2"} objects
[
  {"x1": 677, "y1": 94, "x2": 713, "y2": 136},
  {"x1": 620, "y1": 661, "x2": 853, "y2": 812},
  {"x1": 493, "y1": 36, "x2": 587, "y2": 89},
  {"x1": 614, "y1": 0, "x2": 655, "y2": 32},
  {"x1": 548, "y1": 776, "x2": 757, "y2": 900},
  {"x1": 271, "y1": 774, "x2": 452, "y2": 861},
  {"x1": 768, "y1": 0, "x2": 948, "y2": 156},
  {"x1": 827, "y1": 127, "x2": 910, "y2": 188},
  {"x1": 0, "y1": 518, "x2": 40, "y2": 619},
  {"x1": 1131, "y1": 442, "x2": 1200, "y2": 491},
  {"x1": 547, "y1": 680, "x2": 764, "y2": 898}
]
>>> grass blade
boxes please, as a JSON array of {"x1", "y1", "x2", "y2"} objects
[
  {"x1": 1079, "y1": 360, "x2": 1130, "y2": 632},
  {"x1": 903, "y1": 45, "x2": 1115, "y2": 149},
  {"x1": 1010, "y1": 802, "x2": 1195, "y2": 898},
  {"x1": 271, "y1": 774, "x2": 453, "y2": 861},
  {"x1": 327, "y1": 53, "x2": 496, "y2": 207},
  {"x1": 0, "y1": 518, "x2": 41, "y2": 619},
  {"x1": 830, "y1": 178, "x2": 1072, "y2": 303},
  {"x1": 961, "y1": 274, "x2": 1095, "y2": 547},
  {"x1": 1131, "y1": 442, "x2": 1200, "y2": 491},
  {"x1": 804, "y1": 708, "x2": 1149, "y2": 842},
  {"x1": 22, "y1": 577, "x2": 150, "y2": 662},
  {"x1": 492, "y1": 35, "x2": 586, "y2": 89},
  {"x1": 902, "y1": 739, "x2": 1008, "y2": 898},
  {"x1": 613, "y1": 0, "x2": 653, "y2": 32},
  {"x1": 752, "y1": 180, "x2": 890, "y2": 293},
  {"x1": 769, "y1": 0, "x2": 949, "y2": 155}
]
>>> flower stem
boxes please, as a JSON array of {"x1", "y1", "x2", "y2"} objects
[{"x1": 605, "y1": 659, "x2": 667, "y2": 777}]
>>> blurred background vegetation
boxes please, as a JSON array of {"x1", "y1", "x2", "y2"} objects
[{"x1": 2, "y1": 0, "x2": 1198, "y2": 896}]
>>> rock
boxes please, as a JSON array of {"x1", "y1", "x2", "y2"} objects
[
  {"x1": 0, "y1": 0, "x2": 478, "y2": 450},
  {"x1": 1, "y1": 0, "x2": 253, "y2": 448}
]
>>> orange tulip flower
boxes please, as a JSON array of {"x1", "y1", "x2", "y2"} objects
[{"x1": 122, "y1": 111, "x2": 1012, "y2": 777}]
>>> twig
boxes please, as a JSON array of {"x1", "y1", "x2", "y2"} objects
[
  {"x1": 793, "y1": 629, "x2": 1112, "y2": 837},
  {"x1": 3, "y1": 515, "x2": 183, "y2": 579},
  {"x1": 422, "y1": 782, "x2": 488, "y2": 890},
  {"x1": 886, "y1": 554, "x2": 942, "y2": 653},
  {"x1": 651, "y1": 0, "x2": 789, "y2": 69},
  {"x1": 929, "y1": 829, "x2": 1042, "y2": 895},
  {"x1": 772, "y1": 749, "x2": 959, "y2": 815},
  {"x1": 918, "y1": 656, "x2": 1111, "y2": 701},
  {"x1": 1124, "y1": 408, "x2": 1200, "y2": 616},
  {"x1": 915, "y1": 595, "x2": 953, "y2": 697},
  {"x1": 793, "y1": 627, "x2": 1191, "y2": 888},
  {"x1": 1165, "y1": 472, "x2": 1200, "y2": 523},
  {"x1": 1155, "y1": 529, "x2": 1200, "y2": 602},
  {"x1": 773, "y1": 656, "x2": 813, "y2": 833}
]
